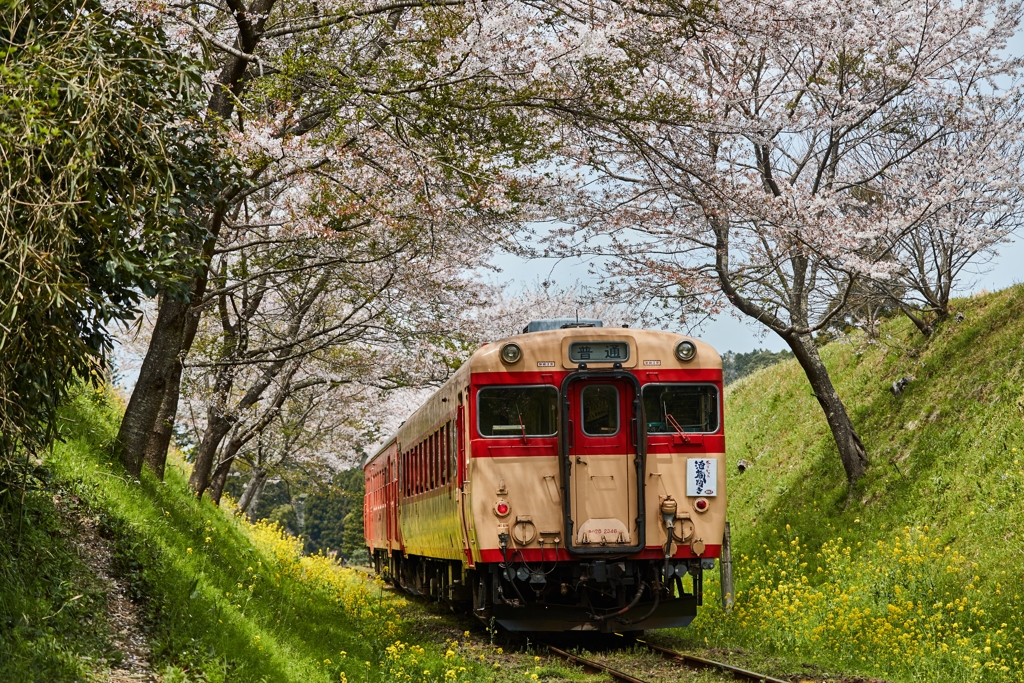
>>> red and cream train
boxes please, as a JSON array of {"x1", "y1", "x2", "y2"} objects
[{"x1": 363, "y1": 320, "x2": 725, "y2": 632}]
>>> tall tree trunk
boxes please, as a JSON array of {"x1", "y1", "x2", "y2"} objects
[
  {"x1": 141, "y1": 359, "x2": 181, "y2": 480},
  {"x1": 208, "y1": 438, "x2": 245, "y2": 506},
  {"x1": 141, "y1": 293, "x2": 204, "y2": 479},
  {"x1": 785, "y1": 333, "x2": 868, "y2": 484},
  {"x1": 116, "y1": 296, "x2": 190, "y2": 477},
  {"x1": 188, "y1": 414, "x2": 234, "y2": 499},
  {"x1": 237, "y1": 468, "x2": 268, "y2": 519}
]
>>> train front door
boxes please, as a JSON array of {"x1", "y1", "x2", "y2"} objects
[{"x1": 565, "y1": 377, "x2": 641, "y2": 550}]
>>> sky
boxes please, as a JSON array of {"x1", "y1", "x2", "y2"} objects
[{"x1": 488, "y1": 239, "x2": 1024, "y2": 354}]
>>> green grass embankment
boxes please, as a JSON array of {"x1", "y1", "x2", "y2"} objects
[
  {"x1": 661, "y1": 285, "x2": 1024, "y2": 682},
  {"x1": 0, "y1": 387, "x2": 499, "y2": 683}
]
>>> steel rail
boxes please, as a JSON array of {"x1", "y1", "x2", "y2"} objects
[
  {"x1": 544, "y1": 643, "x2": 651, "y2": 683},
  {"x1": 638, "y1": 639, "x2": 790, "y2": 683}
]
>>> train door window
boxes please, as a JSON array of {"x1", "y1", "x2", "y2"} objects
[
  {"x1": 642, "y1": 384, "x2": 720, "y2": 433},
  {"x1": 581, "y1": 385, "x2": 620, "y2": 436}
]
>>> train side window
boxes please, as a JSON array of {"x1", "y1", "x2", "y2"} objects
[
  {"x1": 434, "y1": 431, "x2": 440, "y2": 487},
  {"x1": 478, "y1": 386, "x2": 558, "y2": 437},
  {"x1": 642, "y1": 384, "x2": 720, "y2": 434},
  {"x1": 430, "y1": 433, "x2": 437, "y2": 489},
  {"x1": 581, "y1": 385, "x2": 619, "y2": 436},
  {"x1": 440, "y1": 426, "x2": 447, "y2": 485},
  {"x1": 448, "y1": 422, "x2": 455, "y2": 482},
  {"x1": 433, "y1": 432, "x2": 439, "y2": 487}
]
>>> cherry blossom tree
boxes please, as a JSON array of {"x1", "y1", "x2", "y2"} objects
[
  {"x1": 869, "y1": 98, "x2": 1024, "y2": 335},
  {"x1": 176, "y1": 210, "x2": 493, "y2": 498},
  {"x1": 547, "y1": 0, "x2": 1024, "y2": 485},
  {"x1": 115, "y1": 0, "x2": 642, "y2": 478}
]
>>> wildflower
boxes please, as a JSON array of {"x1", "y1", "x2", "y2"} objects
[
  {"x1": 186, "y1": 548, "x2": 193, "y2": 555},
  {"x1": 205, "y1": 537, "x2": 212, "y2": 543},
  {"x1": 464, "y1": 631, "x2": 470, "y2": 637}
]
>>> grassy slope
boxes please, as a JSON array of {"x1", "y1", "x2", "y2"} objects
[
  {"x1": 1, "y1": 387, "x2": 502, "y2": 683},
  {"x1": 662, "y1": 285, "x2": 1024, "y2": 682}
]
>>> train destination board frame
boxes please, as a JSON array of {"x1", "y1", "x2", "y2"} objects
[{"x1": 568, "y1": 340, "x2": 630, "y2": 363}]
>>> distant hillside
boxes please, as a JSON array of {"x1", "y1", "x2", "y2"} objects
[
  {"x1": 721, "y1": 348, "x2": 794, "y2": 385},
  {"x1": 662, "y1": 285, "x2": 1024, "y2": 682}
]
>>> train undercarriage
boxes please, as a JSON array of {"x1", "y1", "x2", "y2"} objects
[{"x1": 372, "y1": 550, "x2": 708, "y2": 632}]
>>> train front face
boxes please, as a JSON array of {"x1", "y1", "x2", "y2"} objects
[{"x1": 466, "y1": 324, "x2": 726, "y2": 632}]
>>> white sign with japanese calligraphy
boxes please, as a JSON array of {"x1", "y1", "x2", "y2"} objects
[{"x1": 686, "y1": 458, "x2": 717, "y2": 497}]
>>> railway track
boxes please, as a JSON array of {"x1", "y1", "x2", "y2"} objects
[
  {"x1": 353, "y1": 569, "x2": 788, "y2": 682},
  {"x1": 542, "y1": 638, "x2": 789, "y2": 683}
]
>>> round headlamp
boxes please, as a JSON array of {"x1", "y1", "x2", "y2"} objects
[
  {"x1": 500, "y1": 343, "x2": 522, "y2": 364},
  {"x1": 674, "y1": 340, "x2": 697, "y2": 362}
]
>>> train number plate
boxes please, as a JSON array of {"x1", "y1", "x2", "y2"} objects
[{"x1": 686, "y1": 458, "x2": 717, "y2": 497}]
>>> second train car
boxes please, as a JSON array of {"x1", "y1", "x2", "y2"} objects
[{"x1": 364, "y1": 320, "x2": 725, "y2": 632}]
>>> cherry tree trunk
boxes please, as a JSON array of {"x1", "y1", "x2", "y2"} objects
[
  {"x1": 116, "y1": 296, "x2": 190, "y2": 478},
  {"x1": 901, "y1": 308, "x2": 934, "y2": 337},
  {"x1": 784, "y1": 333, "x2": 868, "y2": 485},
  {"x1": 208, "y1": 438, "x2": 245, "y2": 506},
  {"x1": 188, "y1": 415, "x2": 234, "y2": 499},
  {"x1": 237, "y1": 468, "x2": 268, "y2": 519},
  {"x1": 141, "y1": 354, "x2": 182, "y2": 480}
]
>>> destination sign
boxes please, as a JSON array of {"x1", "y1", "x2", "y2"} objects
[{"x1": 568, "y1": 341, "x2": 630, "y2": 363}]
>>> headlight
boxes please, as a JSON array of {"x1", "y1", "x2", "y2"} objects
[
  {"x1": 674, "y1": 340, "x2": 696, "y2": 362},
  {"x1": 500, "y1": 343, "x2": 522, "y2": 364}
]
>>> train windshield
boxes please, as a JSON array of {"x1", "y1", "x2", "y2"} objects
[
  {"x1": 642, "y1": 384, "x2": 719, "y2": 434},
  {"x1": 478, "y1": 386, "x2": 558, "y2": 437}
]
